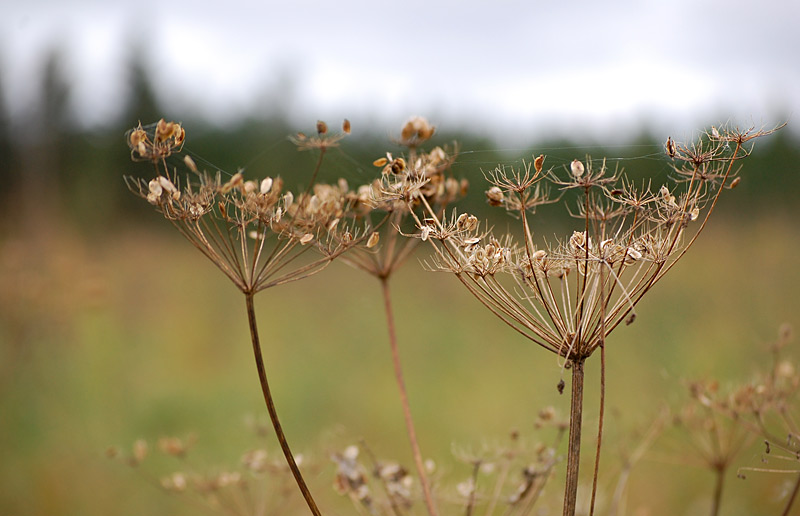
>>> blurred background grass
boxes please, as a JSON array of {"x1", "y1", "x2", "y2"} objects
[
  {"x1": 1, "y1": 149, "x2": 798, "y2": 515},
  {"x1": 1, "y1": 43, "x2": 799, "y2": 515}
]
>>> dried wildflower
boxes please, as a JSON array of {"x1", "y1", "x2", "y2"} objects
[
  {"x1": 127, "y1": 119, "x2": 185, "y2": 162},
  {"x1": 332, "y1": 446, "x2": 374, "y2": 510},
  {"x1": 410, "y1": 125, "x2": 778, "y2": 516},
  {"x1": 336, "y1": 119, "x2": 467, "y2": 516},
  {"x1": 692, "y1": 325, "x2": 800, "y2": 510},
  {"x1": 126, "y1": 119, "x2": 371, "y2": 516}
]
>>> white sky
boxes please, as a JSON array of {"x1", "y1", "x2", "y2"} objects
[{"x1": 1, "y1": 0, "x2": 798, "y2": 141}]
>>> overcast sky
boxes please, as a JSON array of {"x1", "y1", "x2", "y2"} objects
[{"x1": 1, "y1": 0, "x2": 797, "y2": 141}]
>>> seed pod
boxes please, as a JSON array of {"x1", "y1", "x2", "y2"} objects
[
  {"x1": 729, "y1": 176, "x2": 741, "y2": 189},
  {"x1": 316, "y1": 120, "x2": 328, "y2": 135},
  {"x1": 342, "y1": 119, "x2": 351, "y2": 134},
  {"x1": 221, "y1": 172, "x2": 243, "y2": 194},
  {"x1": 300, "y1": 233, "x2": 314, "y2": 244},
  {"x1": 420, "y1": 226, "x2": 432, "y2": 241},
  {"x1": 666, "y1": 136, "x2": 676, "y2": 158},
  {"x1": 533, "y1": 154, "x2": 545, "y2": 173},
  {"x1": 486, "y1": 186, "x2": 504, "y2": 206},
  {"x1": 129, "y1": 128, "x2": 146, "y2": 147},
  {"x1": 390, "y1": 158, "x2": 406, "y2": 174},
  {"x1": 366, "y1": 232, "x2": 380, "y2": 248},
  {"x1": 183, "y1": 155, "x2": 198, "y2": 173},
  {"x1": 148, "y1": 179, "x2": 163, "y2": 197},
  {"x1": 570, "y1": 159, "x2": 585, "y2": 179}
]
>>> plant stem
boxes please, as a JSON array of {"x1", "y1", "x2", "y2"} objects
[
  {"x1": 380, "y1": 277, "x2": 438, "y2": 516},
  {"x1": 710, "y1": 465, "x2": 725, "y2": 516},
  {"x1": 244, "y1": 293, "x2": 322, "y2": 516},
  {"x1": 563, "y1": 358, "x2": 585, "y2": 516},
  {"x1": 588, "y1": 344, "x2": 605, "y2": 516},
  {"x1": 781, "y1": 472, "x2": 800, "y2": 516}
]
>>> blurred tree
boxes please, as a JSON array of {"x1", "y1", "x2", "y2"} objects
[
  {"x1": 9, "y1": 45, "x2": 72, "y2": 231},
  {"x1": 119, "y1": 42, "x2": 163, "y2": 127},
  {"x1": 0, "y1": 59, "x2": 12, "y2": 193}
]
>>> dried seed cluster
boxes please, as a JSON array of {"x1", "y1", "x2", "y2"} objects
[
  {"x1": 126, "y1": 120, "x2": 371, "y2": 294},
  {"x1": 411, "y1": 124, "x2": 780, "y2": 362},
  {"x1": 682, "y1": 324, "x2": 799, "y2": 476},
  {"x1": 341, "y1": 116, "x2": 468, "y2": 279},
  {"x1": 332, "y1": 445, "x2": 415, "y2": 513},
  {"x1": 109, "y1": 434, "x2": 308, "y2": 514}
]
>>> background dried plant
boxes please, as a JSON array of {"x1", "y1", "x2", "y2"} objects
[
  {"x1": 676, "y1": 324, "x2": 800, "y2": 515},
  {"x1": 338, "y1": 116, "x2": 468, "y2": 516},
  {"x1": 331, "y1": 408, "x2": 567, "y2": 516}
]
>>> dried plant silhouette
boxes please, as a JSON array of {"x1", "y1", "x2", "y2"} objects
[
  {"x1": 332, "y1": 408, "x2": 567, "y2": 516},
  {"x1": 123, "y1": 117, "x2": 788, "y2": 516},
  {"x1": 126, "y1": 118, "x2": 367, "y2": 516},
  {"x1": 684, "y1": 324, "x2": 800, "y2": 516},
  {"x1": 400, "y1": 123, "x2": 782, "y2": 515},
  {"x1": 108, "y1": 431, "x2": 315, "y2": 516},
  {"x1": 340, "y1": 116, "x2": 467, "y2": 516}
]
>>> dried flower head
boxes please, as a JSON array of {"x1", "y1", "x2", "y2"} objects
[
  {"x1": 126, "y1": 120, "x2": 368, "y2": 294},
  {"x1": 289, "y1": 119, "x2": 351, "y2": 151},
  {"x1": 127, "y1": 119, "x2": 185, "y2": 162}
]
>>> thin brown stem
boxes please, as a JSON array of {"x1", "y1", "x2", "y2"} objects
[
  {"x1": 781, "y1": 472, "x2": 800, "y2": 516},
  {"x1": 588, "y1": 343, "x2": 605, "y2": 516},
  {"x1": 244, "y1": 293, "x2": 322, "y2": 516},
  {"x1": 710, "y1": 465, "x2": 725, "y2": 516},
  {"x1": 380, "y1": 277, "x2": 438, "y2": 516},
  {"x1": 301, "y1": 148, "x2": 327, "y2": 203},
  {"x1": 563, "y1": 358, "x2": 585, "y2": 516}
]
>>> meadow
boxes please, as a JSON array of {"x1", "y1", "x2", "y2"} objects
[
  {"x1": 1, "y1": 202, "x2": 797, "y2": 516},
  {"x1": 1, "y1": 117, "x2": 799, "y2": 516}
]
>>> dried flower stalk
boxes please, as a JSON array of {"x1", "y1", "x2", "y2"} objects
[
  {"x1": 404, "y1": 123, "x2": 782, "y2": 515},
  {"x1": 126, "y1": 118, "x2": 367, "y2": 516},
  {"x1": 341, "y1": 116, "x2": 466, "y2": 516}
]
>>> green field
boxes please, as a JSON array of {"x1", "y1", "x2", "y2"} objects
[{"x1": 1, "y1": 211, "x2": 797, "y2": 515}]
